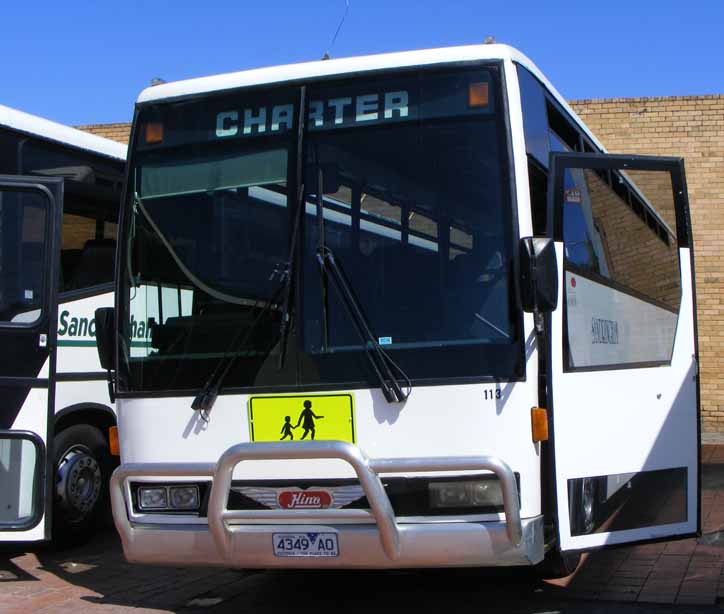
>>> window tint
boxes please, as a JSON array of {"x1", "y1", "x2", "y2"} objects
[
  {"x1": 517, "y1": 66, "x2": 549, "y2": 166},
  {"x1": 0, "y1": 189, "x2": 48, "y2": 324}
]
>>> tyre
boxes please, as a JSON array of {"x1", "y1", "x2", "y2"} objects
[
  {"x1": 570, "y1": 477, "x2": 599, "y2": 536},
  {"x1": 52, "y1": 424, "x2": 112, "y2": 546}
]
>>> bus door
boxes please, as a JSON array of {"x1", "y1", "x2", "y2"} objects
[
  {"x1": 0, "y1": 176, "x2": 61, "y2": 542},
  {"x1": 546, "y1": 153, "x2": 699, "y2": 552}
]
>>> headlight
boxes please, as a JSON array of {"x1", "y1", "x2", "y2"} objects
[
  {"x1": 169, "y1": 485, "x2": 200, "y2": 510},
  {"x1": 138, "y1": 487, "x2": 168, "y2": 510},
  {"x1": 136, "y1": 484, "x2": 202, "y2": 512},
  {"x1": 428, "y1": 479, "x2": 504, "y2": 509}
]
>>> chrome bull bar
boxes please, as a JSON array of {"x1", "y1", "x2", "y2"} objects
[{"x1": 112, "y1": 441, "x2": 522, "y2": 562}]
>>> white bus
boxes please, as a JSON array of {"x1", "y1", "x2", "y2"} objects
[
  {"x1": 0, "y1": 105, "x2": 126, "y2": 544},
  {"x1": 97, "y1": 44, "x2": 698, "y2": 574}
]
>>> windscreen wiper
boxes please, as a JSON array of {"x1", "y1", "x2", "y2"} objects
[
  {"x1": 191, "y1": 283, "x2": 285, "y2": 417},
  {"x1": 276, "y1": 182, "x2": 305, "y2": 369},
  {"x1": 313, "y1": 168, "x2": 410, "y2": 403},
  {"x1": 317, "y1": 246, "x2": 411, "y2": 403},
  {"x1": 277, "y1": 86, "x2": 307, "y2": 369}
]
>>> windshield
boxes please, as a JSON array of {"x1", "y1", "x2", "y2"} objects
[{"x1": 119, "y1": 66, "x2": 523, "y2": 393}]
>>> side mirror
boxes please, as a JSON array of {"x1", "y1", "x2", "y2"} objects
[
  {"x1": 519, "y1": 237, "x2": 558, "y2": 313},
  {"x1": 94, "y1": 307, "x2": 116, "y2": 371}
]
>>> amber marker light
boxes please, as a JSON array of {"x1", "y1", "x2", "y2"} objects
[
  {"x1": 145, "y1": 122, "x2": 164, "y2": 144},
  {"x1": 109, "y1": 426, "x2": 120, "y2": 456},
  {"x1": 468, "y1": 82, "x2": 489, "y2": 108},
  {"x1": 531, "y1": 407, "x2": 549, "y2": 442}
]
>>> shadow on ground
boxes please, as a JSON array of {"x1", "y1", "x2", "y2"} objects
[{"x1": 0, "y1": 529, "x2": 605, "y2": 614}]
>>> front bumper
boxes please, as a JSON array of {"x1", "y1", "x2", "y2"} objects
[{"x1": 111, "y1": 441, "x2": 544, "y2": 569}]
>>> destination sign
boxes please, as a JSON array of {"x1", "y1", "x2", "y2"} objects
[
  {"x1": 215, "y1": 90, "x2": 410, "y2": 137},
  {"x1": 136, "y1": 69, "x2": 495, "y2": 150}
]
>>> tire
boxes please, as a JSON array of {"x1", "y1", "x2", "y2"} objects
[
  {"x1": 570, "y1": 477, "x2": 598, "y2": 536},
  {"x1": 52, "y1": 424, "x2": 112, "y2": 546}
]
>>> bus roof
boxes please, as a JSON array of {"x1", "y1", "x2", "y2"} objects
[
  {"x1": 0, "y1": 104, "x2": 127, "y2": 162},
  {"x1": 137, "y1": 44, "x2": 602, "y2": 149}
]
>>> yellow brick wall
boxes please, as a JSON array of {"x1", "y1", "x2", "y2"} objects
[
  {"x1": 75, "y1": 123, "x2": 131, "y2": 144},
  {"x1": 570, "y1": 95, "x2": 724, "y2": 433},
  {"x1": 78, "y1": 93, "x2": 724, "y2": 432}
]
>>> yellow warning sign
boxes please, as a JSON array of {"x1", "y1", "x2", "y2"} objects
[{"x1": 248, "y1": 394, "x2": 355, "y2": 443}]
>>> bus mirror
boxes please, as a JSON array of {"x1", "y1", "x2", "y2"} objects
[
  {"x1": 519, "y1": 237, "x2": 558, "y2": 314},
  {"x1": 95, "y1": 307, "x2": 116, "y2": 372}
]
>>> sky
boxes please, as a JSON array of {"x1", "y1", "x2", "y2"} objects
[{"x1": 2, "y1": 1, "x2": 722, "y2": 127}]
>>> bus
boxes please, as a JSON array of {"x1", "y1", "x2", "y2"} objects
[
  {"x1": 97, "y1": 44, "x2": 698, "y2": 574},
  {"x1": 0, "y1": 104, "x2": 126, "y2": 544}
]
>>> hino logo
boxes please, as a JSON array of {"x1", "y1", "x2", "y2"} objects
[
  {"x1": 278, "y1": 490, "x2": 332, "y2": 509},
  {"x1": 234, "y1": 484, "x2": 364, "y2": 509}
]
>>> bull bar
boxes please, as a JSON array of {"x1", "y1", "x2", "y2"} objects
[{"x1": 111, "y1": 441, "x2": 525, "y2": 566}]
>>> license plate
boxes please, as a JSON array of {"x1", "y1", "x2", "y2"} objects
[{"x1": 272, "y1": 532, "x2": 339, "y2": 557}]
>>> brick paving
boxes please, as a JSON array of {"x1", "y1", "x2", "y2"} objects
[
  {"x1": 546, "y1": 444, "x2": 724, "y2": 605},
  {"x1": 1, "y1": 445, "x2": 723, "y2": 612}
]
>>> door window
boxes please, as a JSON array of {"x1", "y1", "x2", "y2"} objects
[
  {"x1": 0, "y1": 436, "x2": 41, "y2": 528},
  {"x1": 559, "y1": 160, "x2": 681, "y2": 369},
  {"x1": 0, "y1": 189, "x2": 48, "y2": 324}
]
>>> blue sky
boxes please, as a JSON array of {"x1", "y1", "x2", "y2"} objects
[{"x1": 2, "y1": 1, "x2": 722, "y2": 126}]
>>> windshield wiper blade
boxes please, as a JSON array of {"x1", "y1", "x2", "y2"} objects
[
  {"x1": 317, "y1": 246, "x2": 411, "y2": 404},
  {"x1": 277, "y1": 182, "x2": 305, "y2": 369},
  {"x1": 191, "y1": 283, "x2": 285, "y2": 417},
  {"x1": 277, "y1": 86, "x2": 308, "y2": 369},
  {"x1": 312, "y1": 163, "x2": 409, "y2": 403}
]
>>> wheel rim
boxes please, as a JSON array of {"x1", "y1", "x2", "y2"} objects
[
  {"x1": 56, "y1": 445, "x2": 102, "y2": 523},
  {"x1": 581, "y1": 479, "x2": 596, "y2": 531}
]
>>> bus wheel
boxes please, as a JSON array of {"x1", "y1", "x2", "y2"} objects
[
  {"x1": 571, "y1": 477, "x2": 598, "y2": 536},
  {"x1": 53, "y1": 424, "x2": 111, "y2": 545}
]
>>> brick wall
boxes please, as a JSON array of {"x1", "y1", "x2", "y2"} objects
[
  {"x1": 570, "y1": 96, "x2": 724, "y2": 433},
  {"x1": 78, "y1": 94, "x2": 724, "y2": 432},
  {"x1": 75, "y1": 122, "x2": 131, "y2": 144}
]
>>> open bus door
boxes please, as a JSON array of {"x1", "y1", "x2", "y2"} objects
[
  {"x1": 0, "y1": 176, "x2": 61, "y2": 542},
  {"x1": 546, "y1": 153, "x2": 699, "y2": 553}
]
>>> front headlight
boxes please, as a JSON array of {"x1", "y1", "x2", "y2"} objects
[
  {"x1": 428, "y1": 479, "x2": 504, "y2": 509},
  {"x1": 138, "y1": 487, "x2": 168, "y2": 510},
  {"x1": 169, "y1": 485, "x2": 200, "y2": 510},
  {"x1": 136, "y1": 483, "x2": 202, "y2": 512}
]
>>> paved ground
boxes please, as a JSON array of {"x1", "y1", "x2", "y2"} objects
[{"x1": 2, "y1": 446, "x2": 724, "y2": 613}]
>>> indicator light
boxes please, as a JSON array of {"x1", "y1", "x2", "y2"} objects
[
  {"x1": 145, "y1": 122, "x2": 164, "y2": 144},
  {"x1": 109, "y1": 426, "x2": 119, "y2": 456},
  {"x1": 531, "y1": 407, "x2": 549, "y2": 442},
  {"x1": 468, "y1": 82, "x2": 489, "y2": 108}
]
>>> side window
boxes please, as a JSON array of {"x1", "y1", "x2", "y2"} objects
[
  {"x1": 517, "y1": 66, "x2": 549, "y2": 166},
  {"x1": 563, "y1": 164, "x2": 681, "y2": 369},
  {"x1": 517, "y1": 66, "x2": 550, "y2": 235},
  {"x1": 61, "y1": 213, "x2": 115, "y2": 292}
]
